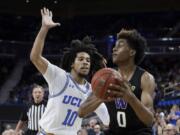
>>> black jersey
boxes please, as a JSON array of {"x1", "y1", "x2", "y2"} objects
[
  {"x1": 20, "y1": 100, "x2": 47, "y2": 134},
  {"x1": 105, "y1": 66, "x2": 152, "y2": 135}
]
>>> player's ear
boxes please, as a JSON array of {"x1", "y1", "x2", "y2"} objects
[{"x1": 130, "y1": 49, "x2": 136, "y2": 56}]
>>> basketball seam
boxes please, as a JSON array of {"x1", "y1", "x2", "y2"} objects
[
  {"x1": 91, "y1": 68, "x2": 117, "y2": 99},
  {"x1": 91, "y1": 71, "x2": 112, "y2": 89},
  {"x1": 99, "y1": 73, "x2": 113, "y2": 98},
  {"x1": 91, "y1": 72, "x2": 111, "y2": 97}
]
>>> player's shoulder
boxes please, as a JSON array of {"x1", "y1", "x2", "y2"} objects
[
  {"x1": 46, "y1": 62, "x2": 68, "y2": 81},
  {"x1": 136, "y1": 66, "x2": 154, "y2": 80},
  {"x1": 141, "y1": 70, "x2": 156, "y2": 91},
  {"x1": 142, "y1": 71, "x2": 155, "y2": 82},
  {"x1": 46, "y1": 61, "x2": 65, "y2": 72}
]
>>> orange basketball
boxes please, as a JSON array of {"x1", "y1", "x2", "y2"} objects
[{"x1": 91, "y1": 68, "x2": 123, "y2": 100}]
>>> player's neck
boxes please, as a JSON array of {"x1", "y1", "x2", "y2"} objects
[
  {"x1": 118, "y1": 61, "x2": 136, "y2": 81},
  {"x1": 70, "y1": 71, "x2": 85, "y2": 84},
  {"x1": 74, "y1": 77, "x2": 85, "y2": 85}
]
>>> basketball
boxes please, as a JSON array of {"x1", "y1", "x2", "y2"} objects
[{"x1": 91, "y1": 68, "x2": 123, "y2": 100}]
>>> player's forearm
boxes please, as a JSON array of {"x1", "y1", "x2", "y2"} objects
[
  {"x1": 15, "y1": 121, "x2": 24, "y2": 132},
  {"x1": 78, "y1": 98, "x2": 102, "y2": 118},
  {"x1": 30, "y1": 26, "x2": 49, "y2": 62},
  {"x1": 128, "y1": 94, "x2": 154, "y2": 126}
]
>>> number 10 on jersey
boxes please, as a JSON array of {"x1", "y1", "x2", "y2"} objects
[{"x1": 62, "y1": 109, "x2": 78, "y2": 126}]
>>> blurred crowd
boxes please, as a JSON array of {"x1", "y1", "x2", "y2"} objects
[{"x1": 153, "y1": 105, "x2": 180, "y2": 135}]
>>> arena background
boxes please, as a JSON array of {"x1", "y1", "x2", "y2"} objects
[{"x1": 0, "y1": 0, "x2": 180, "y2": 134}]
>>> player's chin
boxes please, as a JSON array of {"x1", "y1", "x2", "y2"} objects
[
  {"x1": 112, "y1": 58, "x2": 118, "y2": 64},
  {"x1": 81, "y1": 69, "x2": 89, "y2": 74},
  {"x1": 79, "y1": 72, "x2": 89, "y2": 77},
  {"x1": 112, "y1": 55, "x2": 117, "y2": 61}
]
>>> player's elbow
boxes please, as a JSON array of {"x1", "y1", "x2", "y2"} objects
[
  {"x1": 144, "y1": 114, "x2": 154, "y2": 126},
  {"x1": 30, "y1": 52, "x2": 41, "y2": 65},
  {"x1": 149, "y1": 115, "x2": 154, "y2": 126},
  {"x1": 30, "y1": 52, "x2": 36, "y2": 63},
  {"x1": 146, "y1": 119, "x2": 153, "y2": 127}
]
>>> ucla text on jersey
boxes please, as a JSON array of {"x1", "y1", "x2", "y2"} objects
[{"x1": 62, "y1": 95, "x2": 82, "y2": 107}]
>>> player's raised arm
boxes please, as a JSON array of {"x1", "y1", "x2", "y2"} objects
[{"x1": 30, "y1": 7, "x2": 60, "y2": 74}]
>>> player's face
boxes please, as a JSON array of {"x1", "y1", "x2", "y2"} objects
[
  {"x1": 72, "y1": 52, "x2": 91, "y2": 77},
  {"x1": 112, "y1": 39, "x2": 134, "y2": 65},
  {"x1": 32, "y1": 87, "x2": 44, "y2": 103}
]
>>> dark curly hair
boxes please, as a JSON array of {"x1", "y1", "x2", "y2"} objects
[
  {"x1": 61, "y1": 36, "x2": 106, "y2": 74},
  {"x1": 117, "y1": 29, "x2": 147, "y2": 65}
]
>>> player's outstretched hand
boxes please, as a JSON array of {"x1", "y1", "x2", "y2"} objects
[{"x1": 41, "y1": 7, "x2": 60, "y2": 29}]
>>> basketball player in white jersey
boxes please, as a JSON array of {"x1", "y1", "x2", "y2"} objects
[{"x1": 30, "y1": 8, "x2": 109, "y2": 135}]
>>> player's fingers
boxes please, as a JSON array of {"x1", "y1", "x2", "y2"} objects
[
  {"x1": 47, "y1": 8, "x2": 50, "y2": 15},
  {"x1": 106, "y1": 96, "x2": 116, "y2": 102},
  {"x1": 55, "y1": 23, "x2": 61, "y2": 26},
  {"x1": 43, "y1": 7, "x2": 47, "y2": 14},
  {"x1": 50, "y1": 11, "x2": 53, "y2": 17},
  {"x1": 108, "y1": 83, "x2": 125, "y2": 92},
  {"x1": 105, "y1": 89, "x2": 113, "y2": 97},
  {"x1": 103, "y1": 92, "x2": 116, "y2": 102},
  {"x1": 122, "y1": 81, "x2": 131, "y2": 90},
  {"x1": 41, "y1": 9, "x2": 44, "y2": 16},
  {"x1": 114, "y1": 76, "x2": 124, "y2": 85},
  {"x1": 114, "y1": 77, "x2": 128, "y2": 89},
  {"x1": 107, "y1": 89, "x2": 124, "y2": 98}
]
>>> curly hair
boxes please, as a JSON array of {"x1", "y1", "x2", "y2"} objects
[
  {"x1": 117, "y1": 29, "x2": 147, "y2": 65},
  {"x1": 61, "y1": 36, "x2": 105, "y2": 74}
]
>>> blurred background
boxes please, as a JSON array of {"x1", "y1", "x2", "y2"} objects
[{"x1": 0, "y1": 0, "x2": 180, "y2": 134}]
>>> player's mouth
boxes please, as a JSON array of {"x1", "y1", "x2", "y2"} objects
[
  {"x1": 81, "y1": 67, "x2": 89, "y2": 73},
  {"x1": 112, "y1": 53, "x2": 117, "y2": 57},
  {"x1": 81, "y1": 67, "x2": 89, "y2": 70}
]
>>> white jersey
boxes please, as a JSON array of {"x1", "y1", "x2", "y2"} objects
[{"x1": 39, "y1": 62, "x2": 109, "y2": 135}]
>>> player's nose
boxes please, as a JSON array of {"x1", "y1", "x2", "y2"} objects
[{"x1": 82, "y1": 60, "x2": 89, "y2": 65}]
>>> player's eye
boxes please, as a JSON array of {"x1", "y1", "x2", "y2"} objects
[
  {"x1": 78, "y1": 58, "x2": 83, "y2": 61},
  {"x1": 86, "y1": 58, "x2": 90, "y2": 63}
]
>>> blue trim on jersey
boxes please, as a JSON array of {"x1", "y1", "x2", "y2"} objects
[
  {"x1": 48, "y1": 74, "x2": 69, "y2": 98},
  {"x1": 68, "y1": 74, "x2": 89, "y2": 94},
  {"x1": 38, "y1": 128, "x2": 47, "y2": 135},
  {"x1": 86, "y1": 82, "x2": 90, "y2": 90}
]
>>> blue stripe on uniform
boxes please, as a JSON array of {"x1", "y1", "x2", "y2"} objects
[{"x1": 68, "y1": 74, "x2": 89, "y2": 94}]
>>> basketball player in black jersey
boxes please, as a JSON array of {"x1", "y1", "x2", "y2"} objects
[{"x1": 78, "y1": 29, "x2": 156, "y2": 135}]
